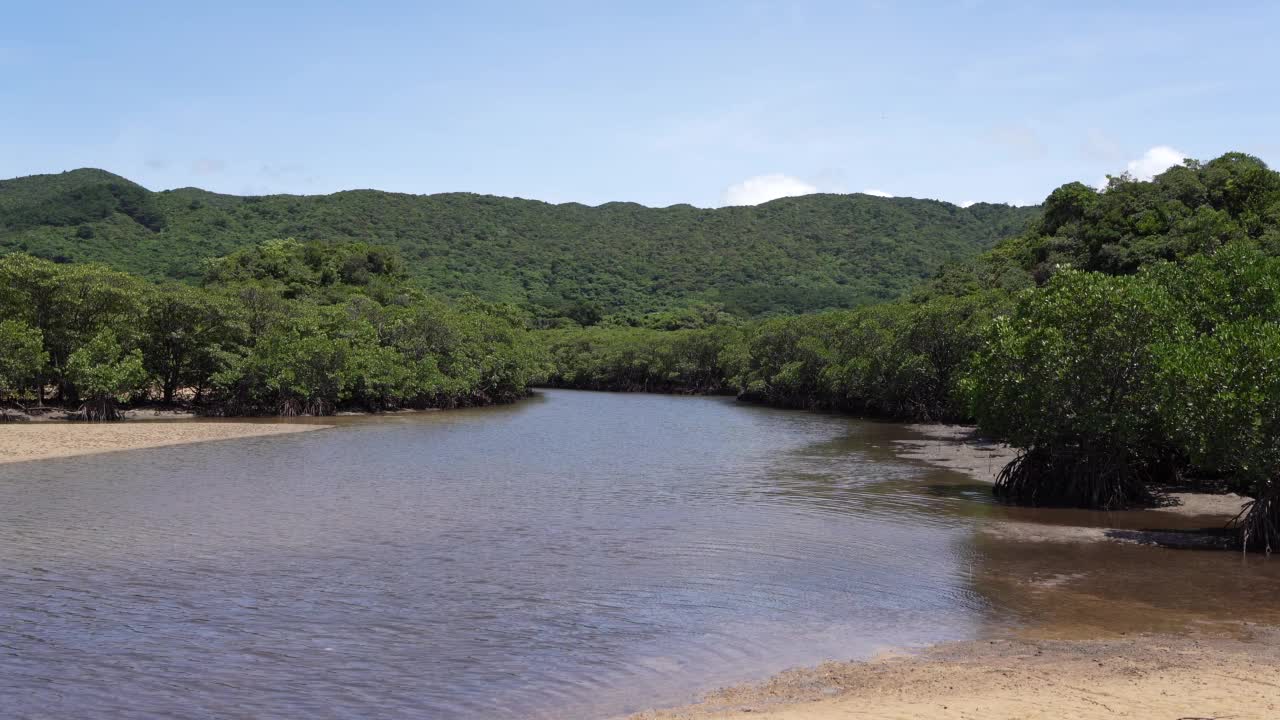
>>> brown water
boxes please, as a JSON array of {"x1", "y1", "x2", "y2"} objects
[{"x1": 1, "y1": 390, "x2": 1278, "y2": 719}]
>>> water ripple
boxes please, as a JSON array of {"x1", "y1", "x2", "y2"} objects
[{"x1": 0, "y1": 391, "x2": 991, "y2": 719}]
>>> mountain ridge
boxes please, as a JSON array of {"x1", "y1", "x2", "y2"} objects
[
  {"x1": 4, "y1": 167, "x2": 1029, "y2": 210},
  {"x1": 0, "y1": 168, "x2": 1040, "y2": 316}
]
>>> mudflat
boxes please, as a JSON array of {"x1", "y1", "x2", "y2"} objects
[{"x1": 0, "y1": 422, "x2": 328, "y2": 464}]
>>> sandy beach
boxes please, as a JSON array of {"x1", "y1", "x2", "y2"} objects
[
  {"x1": 0, "y1": 421, "x2": 329, "y2": 464},
  {"x1": 634, "y1": 632, "x2": 1280, "y2": 720}
]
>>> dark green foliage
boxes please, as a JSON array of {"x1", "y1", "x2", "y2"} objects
[
  {"x1": 66, "y1": 329, "x2": 148, "y2": 420},
  {"x1": 1022, "y1": 153, "x2": 1280, "y2": 277},
  {"x1": 140, "y1": 283, "x2": 245, "y2": 404},
  {"x1": 0, "y1": 246, "x2": 547, "y2": 417},
  {"x1": 965, "y1": 270, "x2": 1187, "y2": 508},
  {"x1": 0, "y1": 320, "x2": 45, "y2": 405},
  {"x1": 1151, "y1": 246, "x2": 1280, "y2": 550},
  {"x1": 0, "y1": 169, "x2": 165, "y2": 235},
  {"x1": 1157, "y1": 319, "x2": 1280, "y2": 550},
  {"x1": 545, "y1": 291, "x2": 1002, "y2": 421},
  {"x1": 542, "y1": 325, "x2": 739, "y2": 393},
  {"x1": 0, "y1": 253, "x2": 148, "y2": 402},
  {"x1": 720, "y1": 292, "x2": 1002, "y2": 419},
  {"x1": 955, "y1": 153, "x2": 1280, "y2": 520},
  {"x1": 0, "y1": 169, "x2": 1036, "y2": 316},
  {"x1": 203, "y1": 238, "x2": 409, "y2": 303}
]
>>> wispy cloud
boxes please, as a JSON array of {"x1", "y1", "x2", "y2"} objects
[{"x1": 861, "y1": 188, "x2": 894, "y2": 198}]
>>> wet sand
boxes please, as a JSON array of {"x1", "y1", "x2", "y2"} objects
[
  {"x1": 0, "y1": 422, "x2": 328, "y2": 464},
  {"x1": 893, "y1": 423, "x2": 1013, "y2": 485},
  {"x1": 637, "y1": 423, "x2": 1278, "y2": 720},
  {"x1": 634, "y1": 632, "x2": 1280, "y2": 720}
]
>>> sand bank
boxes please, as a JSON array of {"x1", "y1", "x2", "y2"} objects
[
  {"x1": 0, "y1": 422, "x2": 329, "y2": 464},
  {"x1": 636, "y1": 632, "x2": 1280, "y2": 719}
]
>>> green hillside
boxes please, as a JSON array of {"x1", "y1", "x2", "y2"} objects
[
  {"x1": 539, "y1": 152, "x2": 1280, "y2": 548},
  {"x1": 0, "y1": 169, "x2": 1037, "y2": 316}
]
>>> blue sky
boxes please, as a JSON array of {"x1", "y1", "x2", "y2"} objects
[{"x1": 3, "y1": 1, "x2": 1277, "y2": 207}]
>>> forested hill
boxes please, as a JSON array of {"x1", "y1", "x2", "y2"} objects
[{"x1": 0, "y1": 168, "x2": 1037, "y2": 316}]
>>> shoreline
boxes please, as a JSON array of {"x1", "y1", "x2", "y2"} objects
[
  {"x1": 2, "y1": 404, "x2": 453, "y2": 423},
  {"x1": 0, "y1": 422, "x2": 330, "y2": 464},
  {"x1": 892, "y1": 423, "x2": 1251, "y2": 546},
  {"x1": 635, "y1": 422, "x2": 1276, "y2": 720},
  {"x1": 632, "y1": 631, "x2": 1280, "y2": 719}
]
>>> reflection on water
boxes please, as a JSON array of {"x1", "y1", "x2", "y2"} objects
[{"x1": 0, "y1": 390, "x2": 1277, "y2": 719}]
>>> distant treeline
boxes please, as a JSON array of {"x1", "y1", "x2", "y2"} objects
[
  {"x1": 0, "y1": 240, "x2": 546, "y2": 419},
  {"x1": 0, "y1": 167, "x2": 1036, "y2": 317},
  {"x1": 542, "y1": 153, "x2": 1280, "y2": 550}
]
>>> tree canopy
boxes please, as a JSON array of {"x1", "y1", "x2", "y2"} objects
[
  {"x1": 0, "y1": 243, "x2": 548, "y2": 418},
  {"x1": 0, "y1": 168, "x2": 1036, "y2": 317}
]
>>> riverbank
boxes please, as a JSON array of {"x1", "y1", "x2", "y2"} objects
[
  {"x1": 892, "y1": 423, "x2": 1250, "y2": 547},
  {"x1": 630, "y1": 422, "x2": 1278, "y2": 719},
  {"x1": 633, "y1": 631, "x2": 1280, "y2": 719},
  {"x1": 0, "y1": 422, "x2": 329, "y2": 464}
]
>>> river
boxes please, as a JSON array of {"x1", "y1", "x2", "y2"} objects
[{"x1": 2, "y1": 390, "x2": 1278, "y2": 718}]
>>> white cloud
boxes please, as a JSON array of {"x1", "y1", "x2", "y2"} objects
[
  {"x1": 861, "y1": 188, "x2": 894, "y2": 198},
  {"x1": 1126, "y1": 145, "x2": 1188, "y2": 179},
  {"x1": 1097, "y1": 145, "x2": 1187, "y2": 189},
  {"x1": 958, "y1": 200, "x2": 976, "y2": 208},
  {"x1": 722, "y1": 174, "x2": 818, "y2": 206}
]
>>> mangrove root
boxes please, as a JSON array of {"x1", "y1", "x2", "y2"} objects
[{"x1": 994, "y1": 445, "x2": 1161, "y2": 510}]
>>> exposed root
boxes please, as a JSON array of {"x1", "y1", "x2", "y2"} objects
[
  {"x1": 277, "y1": 396, "x2": 334, "y2": 417},
  {"x1": 75, "y1": 397, "x2": 124, "y2": 422},
  {"x1": 994, "y1": 445, "x2": 1162, "y2": 510},
  {"x1": 1237, "y1": 485, "x2": 1280, "y2": 554}
]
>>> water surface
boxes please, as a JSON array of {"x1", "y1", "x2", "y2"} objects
[{"x1": 1, "y1": 390, "x2": 1277, "y2": 718}]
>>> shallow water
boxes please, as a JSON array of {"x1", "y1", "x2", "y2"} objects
[{"x1": 1, "y1": 390, "x2": 1277, "y2": 719}]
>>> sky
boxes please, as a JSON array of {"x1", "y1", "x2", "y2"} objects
[{"x1": 3, "y1": 1, "x2": 1279, "y2": 208}]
